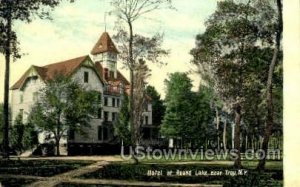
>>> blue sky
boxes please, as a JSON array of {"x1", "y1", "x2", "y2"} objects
[{"x1": 0, "y1": 0, "x2": 218, "y2": 100}]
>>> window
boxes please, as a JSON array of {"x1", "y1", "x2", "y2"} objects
[
  {"x1": 20, "y1": 93, "x2": 23, "y2": 103},
  {"x1": 104, "y1": 112, "x2": 109, "y2": 122},
  {"x1": 104, "y1": 97, "x2": 108, "y2": 106},
  {"x1": 116, "y1": 99, "x2": 120, "y2": 107},
  {"x1": 97, "y1": 108, "x2": 102, "y2": 119},
  {"x1": 112, "y1": 98, "x2": 115, "y2": 107},
  {"x1": 112, "y1": 112, "x2": 117, "y2": 121},
  {"x1": 84, "y1": 71, "x2": 89, "y2": 83},
  {"x1": 98, "y1": 126, "x2": 108, "y2": 141}
]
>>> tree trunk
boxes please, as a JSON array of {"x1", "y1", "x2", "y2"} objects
[
  {"x1": 2, "y1": 8, "x2": 12, "y2": 159},
  {"x1": 215, "y1": 108, "x2": 220, "y2": 151},
  {"x1": 223, "y1": 119, "x2": 227, "y2": 151},
  {"x1": 233, "y1": 105, "x2": 241, "y2": 168},
  {"x1": 56, "y1": 139, "x2": 60, "y2": 156},
  {"x1": 127, "y1": 20, "x2": 139, "y2": 164},
  {"x1": 245, "y1": 135, "x2": 248, "y2": 150},
  {"x1": 231, "y1": 123, "x2": 235, "y2": 149},
  {"x1": 251, "y1": 135, "x2": 254, "y2": 150}
]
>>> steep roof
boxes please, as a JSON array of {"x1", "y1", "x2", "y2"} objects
[
  {"x1": 43, "y1": 55, "x2": 88, "y2": 80},
  {"x1": 94, "y1": 61, "x2": 130, "y2": 86},
  {"x1": 91, "y1": 32, "x2": 119, "y2": 55},
  {"x1": 11, "y1": 55, "x2": 92, "y2": 90}
]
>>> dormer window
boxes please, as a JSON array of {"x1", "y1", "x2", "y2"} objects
[{"x1": 84, "y1": 71, "x2": 89, "y2": 83}]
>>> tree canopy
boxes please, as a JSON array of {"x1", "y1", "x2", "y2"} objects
[
  {"x1": 161, "y1": 72, "x2": 214, "y2": 148},
  {"x1": 190, "y1": 0, "x2": 282, "y2": 168},
  {"x1": 145, "y1": 85, "x2": 165, "y2": 126},
  {"x1": 28, "y1": 75, "x2": 98, "y2": 156}
]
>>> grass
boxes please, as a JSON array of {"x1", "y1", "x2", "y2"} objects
[
  {"x1": 0, "y1": 178, "x2": 37, "y2": 187},
  {"x1": 0, "y1": 159, "x2": 95, "y2": 177},
  {"x1": 78, "y1": 160, "x2": 282, "y2": 186}
]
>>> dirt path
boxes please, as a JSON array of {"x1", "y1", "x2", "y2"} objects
[
  {"x1": 18, "y1": 155, "x2": 124, "y2": 162},
  {"x1": 59, "y1": 178, "x2": 222, "y2": 187},
  {"x1": 27, "y1": 161, "x2": 109, "y2": 187}
]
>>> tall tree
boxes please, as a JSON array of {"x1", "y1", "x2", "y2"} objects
[
  {"x1": 257, "y1": 0, "x2": 282, "y2": 170},
  {"x1": 132, "y1": 59, "x2": 151, "y2": 162},
  {"x1": 0, "y1": 0, "x2": 73, "y2": 158},
  {"x1": 109, "y1": 0, "x2": 172, "y2": 162},
  {"x1": 161, "y1": 73, "x2": 213, "y2": 148},
  {"x1": 190, "y1": 0, "x2": 280, "y2": 168},
  {"x1": 145, "y1": 85, "x2": 165, "y2": 126},
  {"x1": 28, "y1": 75, "x2": 98, "y2": 156},
  {"x1": 161, "y1": 72, "x2": 193, "y2": 140}
]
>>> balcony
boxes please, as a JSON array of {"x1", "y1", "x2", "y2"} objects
[{"x1": 103, "y1": 85, "x2": 122, "y2": 96}]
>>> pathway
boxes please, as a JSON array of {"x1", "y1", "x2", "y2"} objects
[{"x1": 27, "y1": 160, "x2": 109, "y2": 187}]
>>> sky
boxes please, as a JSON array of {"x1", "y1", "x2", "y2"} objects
[{"x1": 0, "y1": 0, "x2": 219, "y2": 101}]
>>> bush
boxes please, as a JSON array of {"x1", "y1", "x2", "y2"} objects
[
  {"x1": 223, "y1": 172, "x2": 282, "y2": 187},
  {"x1": 10, "y1": 115, "x2": 39, "y2": 155}
]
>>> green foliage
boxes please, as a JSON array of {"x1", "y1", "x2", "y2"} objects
[
  {"x1": 28, "y1": 74, "x2": 98, "y2": 154},
  {"x1": 10, "y1": 114, "x2": 39, "y2": 154},
  {"x1": 161, "y1": 72, "x2": 193, "y2": 138},
  {"x1": 114, "y1": 95, "x2": 131, "y2": 145},
  {"x1": 190, "y1": 0, "x2": 280, "y2": 105},
  {"x1": 161, "y1": 72, "x2": 214, "y2": 147},
  {"x1": 145, "y1": 85, "x2": 165, "y2": 126},
  {"x1": 224, "y1": 172, "x2": 282, "y2": 187},
  {"x1": 190, "y1": 0, "x2": 283, "y2": 153}
]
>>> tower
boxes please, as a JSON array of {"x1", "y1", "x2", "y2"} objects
[{"x1": 91, "y1": 32, "x2": 119, "y2": 79}]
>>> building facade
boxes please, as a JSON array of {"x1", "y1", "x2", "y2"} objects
[{"x1": 10, "y1": 32, "x2": 158, "y2": 155}]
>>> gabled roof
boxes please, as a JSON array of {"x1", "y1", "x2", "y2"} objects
[
  {"x1": 42, "y1": 55, "x2": 88, "y2": 80},
  {"x1": 91, "y1": 32, "x2": 119, "y2": 55},
  {"x1": 11, "y1": 55, "x2": 103, "y2": 90},
  {"x1": 94, "y1": 61, "x2": 130, "y2": 86}
]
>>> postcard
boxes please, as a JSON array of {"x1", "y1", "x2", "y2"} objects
[{"x1": 0, "y1": 0, "x2": 296, "y2": 186}]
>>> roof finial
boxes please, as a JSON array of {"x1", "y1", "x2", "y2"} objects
[{"x1": 104, "y1": 11, "x2": 108, "y2": 32}]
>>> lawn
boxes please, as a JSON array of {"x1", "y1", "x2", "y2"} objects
[
  {"x1": 79, "y1": 160, "x2": 282, "y2": 187},
  {"x1": 0, "y1": 159, "x2": 95, "y2": 177}
]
